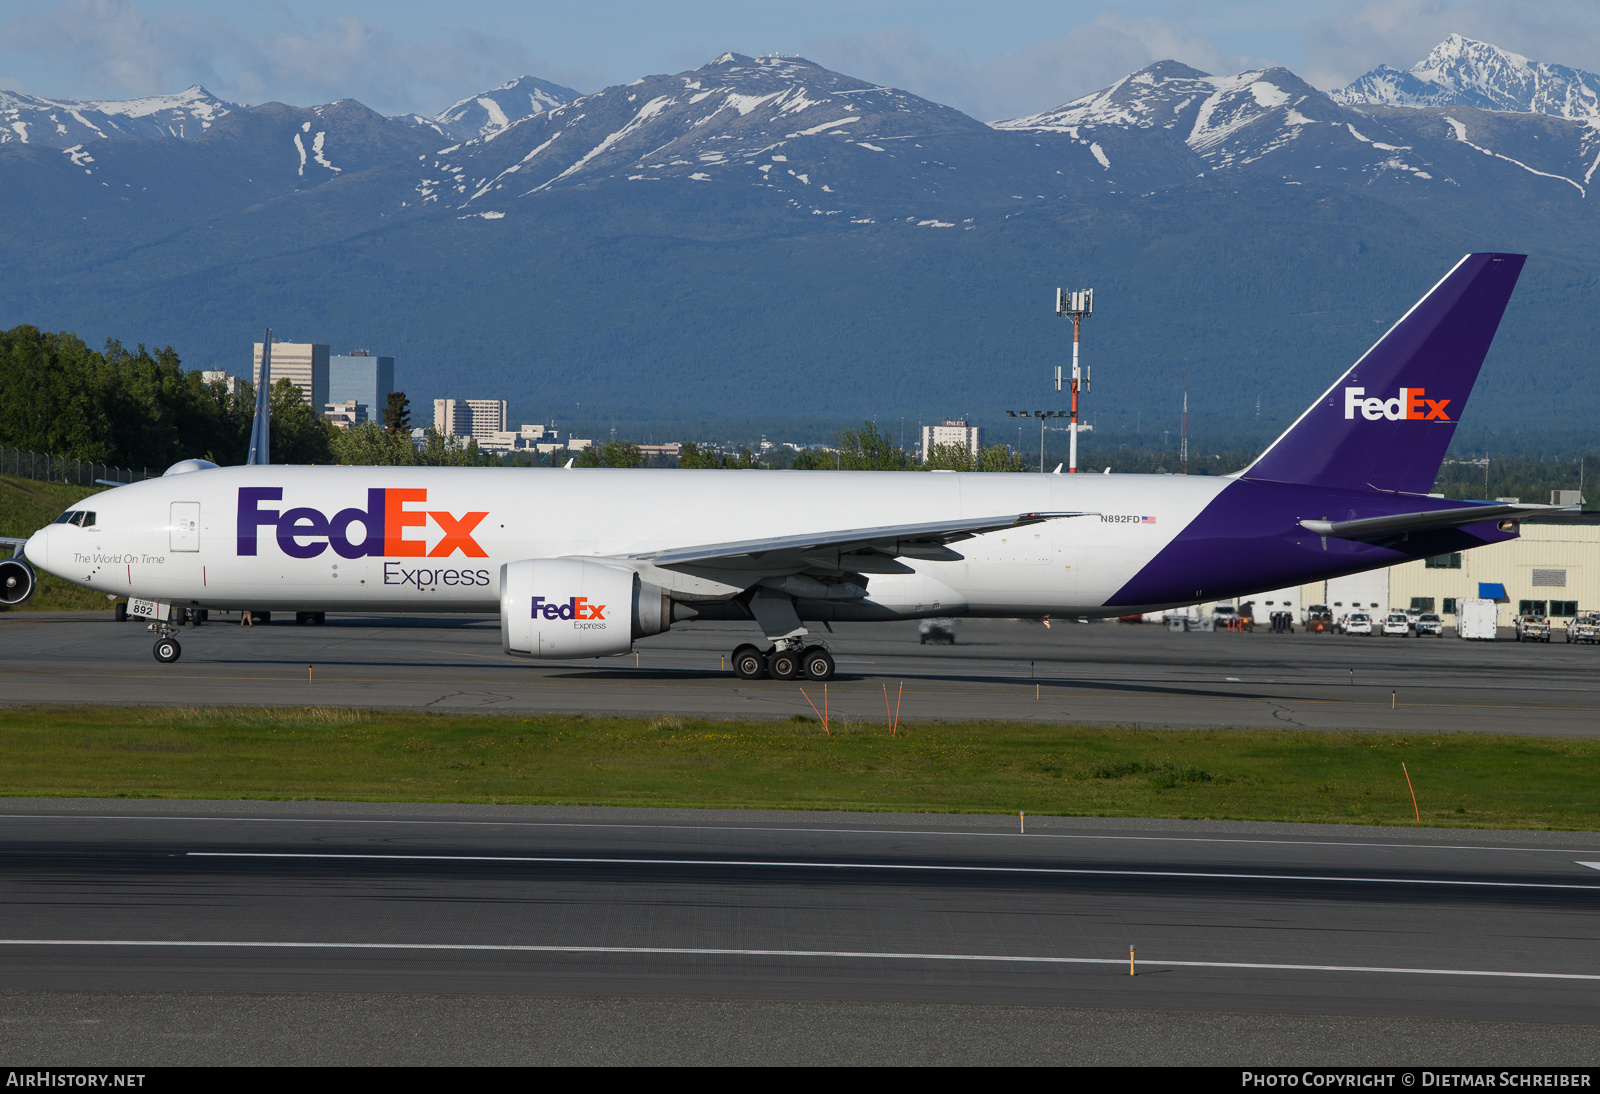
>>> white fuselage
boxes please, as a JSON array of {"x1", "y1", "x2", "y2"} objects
[{"x1": 24, "y1": 465, "x2": 1228, "y2": 619}]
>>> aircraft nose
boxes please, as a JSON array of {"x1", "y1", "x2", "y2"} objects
[{"x1": 24, "y1": 526, "x2": 50, "y2": 569}]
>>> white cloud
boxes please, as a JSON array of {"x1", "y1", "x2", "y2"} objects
[
  {"x1": 1303, "y1": 0, "x2": 1600, "y2": 90},
  {"x1": 806, "y1": 13, "x2": 1276, "y2": 121},
  {"x1": 0, "y1": 0, "x2": 596, "y2": 114}
]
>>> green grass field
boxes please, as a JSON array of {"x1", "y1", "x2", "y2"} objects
[
  {"x1": 0, "y1": 475, "x2": 109, "y2": 612},
  {"x1": 1, "y1": 706, "x2": 1595, "y2": 828}
]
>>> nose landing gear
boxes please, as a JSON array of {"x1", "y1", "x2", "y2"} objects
[{"x1": 148, "y1": 620, "x2": 182, "y2": 663}]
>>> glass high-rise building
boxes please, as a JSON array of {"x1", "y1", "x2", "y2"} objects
[{"x1": 328, "y1": 351, "x2": 395, "y2": 420}]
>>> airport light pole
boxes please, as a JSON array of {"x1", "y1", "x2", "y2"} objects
[
  {"x1": 1054, "y1": 288, "x2": 1094, "y2": 472},
  {"x1": 1007, "y1": 410, "x2": 1066, "y2": 473}
]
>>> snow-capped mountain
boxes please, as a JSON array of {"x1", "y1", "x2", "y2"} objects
[
  {"x1": 406, "y1": 52, "x2": 1133, "y2": 216},
  {"x1": 1334, "y1": 35, "x2": 1600, "y2": 122},
  {"x1": 7, "y1": 44, "x2": 1600, "y2": 433},
  {"x1": 0, "y1": 73, "x2": 580, "y2": 153},
  {"x1": 0, "y1": 85, "x2": 236, "y2": 148},
  {"x1": 425, "y1": 75, "x2": 581, "y2": 142},
  {"x1": 995, "y1": 55, "x2": 1600, "y2": 201},
  {"x1": 200, "y1": 99, "x2": 445, "y2": 186},
  {"x1": 997, "y1": 61, "x2": 1445, "y2": 182}
]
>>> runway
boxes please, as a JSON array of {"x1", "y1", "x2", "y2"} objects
[
  {"x1": 1, "y1": 610, "x2": 1598, "y2": 734},
  {"x1": 4, "y1": 612, "x2": 1597, "y2": 1061},
  {"x1": 1, "y1": 799, "x2": 1598, "y2": 1064}
]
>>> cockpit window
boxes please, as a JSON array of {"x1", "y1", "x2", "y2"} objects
[{"x1": 52, "y1": 510, "x2": 95, "y2": 527}]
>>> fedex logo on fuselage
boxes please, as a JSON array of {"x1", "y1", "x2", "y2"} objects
[
  {"x1": 236, "y1": 487, "x2": 489, "y2": 558},
  {"x1": 1343, "y1": 387, "x2": 1451, "y2": 421},
  {"x1": 531, "y1": 596, "x2": 606, "y2": 622}
]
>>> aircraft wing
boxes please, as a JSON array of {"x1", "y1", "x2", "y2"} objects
[
  {"x1": 1298, "y1": 502, "x2": 1574, "y2": 542},
  {"x1": 635, "y1": 511, "x2": 1090, "y2": 571}
]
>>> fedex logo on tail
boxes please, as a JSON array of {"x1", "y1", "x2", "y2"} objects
[
  {"x1": 237, "y1": 488, "x2": 489, "y2": 558},
  {"x1": 1344, "y1": 387, "x2": 1451, "y2": 421}
]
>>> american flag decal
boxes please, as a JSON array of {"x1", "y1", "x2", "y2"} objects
[{"x1": 1141, "y1": 515, "x2": 1157, "y2": 524}]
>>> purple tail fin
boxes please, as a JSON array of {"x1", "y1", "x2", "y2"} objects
[{"x1": 1240, "y1": 253, "x2": 1525, "y2": 495}]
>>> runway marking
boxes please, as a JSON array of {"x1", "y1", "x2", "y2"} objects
[
  {"x1": 2, "y1": 814, "x2": 1596, "y2": 855},
  {"x1": 0, "y1": 938, "x2": 1595, "y2": 982},
  {"x1": 1578, "y1": 862, "x2": 1600, "y2": 871},
  {"x1": 183, "y1": 852, "x2": 1600, "y2": 891}
]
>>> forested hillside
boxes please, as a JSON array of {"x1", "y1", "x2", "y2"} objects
[{"x1": 0, "y1": 325, "x2": 336, "y2": 467}]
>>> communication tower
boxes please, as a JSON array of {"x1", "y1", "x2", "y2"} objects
[{"x1": 1054, "y1": 288, "x2": 1094, "y2": 472}]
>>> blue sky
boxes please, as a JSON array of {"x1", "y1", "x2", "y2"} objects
[{"x1": 3, "y1": 1, "x2": 1599, "y2": 120}]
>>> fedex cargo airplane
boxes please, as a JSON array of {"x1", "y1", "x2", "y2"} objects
[{"x1": 0, "y1": 253, "x2": 1569, "y2": 679}]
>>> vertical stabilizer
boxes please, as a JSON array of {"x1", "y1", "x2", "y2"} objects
[
  {"x1": 247, "y1": 330, "x2": 272, "y2": 466},
  {"x1": 1239, "y1": 253, "x2": 1525, "y2": 494}
]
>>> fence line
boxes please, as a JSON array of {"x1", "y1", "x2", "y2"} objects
[{"x1": 0, "y1": 448, "x2": 152, "y2": 488}]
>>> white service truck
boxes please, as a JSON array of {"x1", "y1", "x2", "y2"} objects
[
  {"x1": 1456, "y1": 598, "x2": 1499, "y2": 641},
  {"x1": 1567, "y1": 612, "x2": 1600, "y2": 644}
]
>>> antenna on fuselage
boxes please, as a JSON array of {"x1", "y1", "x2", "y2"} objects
[{"x1": 248, "y1": 330, "x2": 272, "y2": 465}]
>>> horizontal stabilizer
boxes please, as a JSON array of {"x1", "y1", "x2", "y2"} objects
[
  {"x1": 1519, "y1": 510, "x2": 1600, "y2": 525},
  {"x1": 1299, "y1": 502, "x2": 1572, "y2": 542},
  {"x1": 638, "y1": 512, "x2": 1089, "y2": 569}
]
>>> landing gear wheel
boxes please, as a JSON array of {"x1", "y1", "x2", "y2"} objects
[
  {"x1": 732, "y1": 644, "x2": 766, "y2": 680},
  {"x1": 153, "y1": 637, "x2": 181, "y2": 663},
  {"x1": 295, "y1": 612, "x2": 311, "y2": 625},
  {"x1": 312, "y1": 612, "x2": 326, "y2": 625},
  {"x1": 114, "y1": 601, "x2": 127, "y2": 622},
  {"x1": 769, "y1": 648, "x2": 801, "y2": 680},
  {"x1": 800, "y1": 645, "x2": 835, "y2": 681}
]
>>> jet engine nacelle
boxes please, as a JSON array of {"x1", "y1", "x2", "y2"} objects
[
  {"x1": 500, "y1": 558, "x2": 670, "y2": 659},
  {"x1": 0, "y1": 558, "x2": 35, "y2": 605}
]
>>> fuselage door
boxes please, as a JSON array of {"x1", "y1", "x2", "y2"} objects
[{"x1": 170, "y1": 502, "x2": 200, "y2": 552}]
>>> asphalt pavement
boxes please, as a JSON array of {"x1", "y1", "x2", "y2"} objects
[
  {"x1": 0, "y1": 610, "x2": 1596, "y2": 734},
  {"x1": 0, "y1": 800, "x2": 1598, "y2": 1064},
  {"x1": 3, "y1": 612, "x2": 1599, "y2": 1064}
]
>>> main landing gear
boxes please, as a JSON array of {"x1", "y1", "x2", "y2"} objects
[{"x1": 731, "y1": 642, "x2": 835, "y2": 681}]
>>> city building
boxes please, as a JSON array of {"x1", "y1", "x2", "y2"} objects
[
  {"x1": 476, "y1": 424, "x2": 593, "y2": 455},
  {"x1": 323, "y1": 401, "x2": 367, "y2": 430},
  {"x1": 434, "y1": 398, "x2": 508, "y2": 442},
  {"x1": 921, "y1": 420, "x2": 982, "y2": 461},
  {"x1": 199, "y1": 370, "x2": 239, "y2": 395},
  {"x1": 329, "y1": 351, "x2": 394, "y2": 422},
  {"x1": 252, "y1": 341, "x2": 329, "y2": 408}
]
